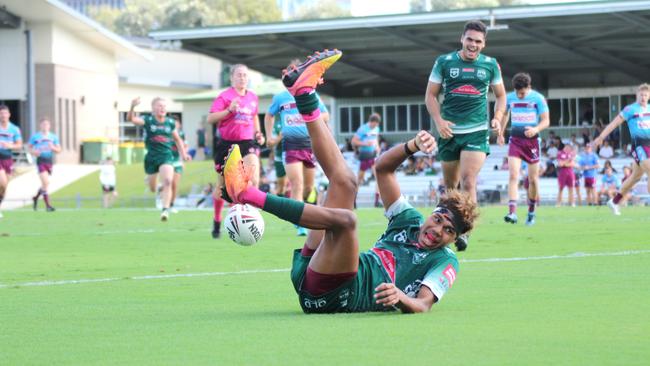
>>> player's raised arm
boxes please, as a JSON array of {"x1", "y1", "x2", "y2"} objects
[
  {"x1": 375, "y1": 131, "x2": 436, "y2": 209},
  {"x1": 127, "y1": 97, "x2": 145, "y2": 126},
  {"x1": 592, "y1": 115, "x2": 626, "y2": 148}
]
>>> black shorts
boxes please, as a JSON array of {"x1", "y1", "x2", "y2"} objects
[
  {"x1": 213, "y1": 139, "x2": 259, "y2": 171},
  {"x1": 102, "y1": 185, "x2": 115, "y2": 193}
]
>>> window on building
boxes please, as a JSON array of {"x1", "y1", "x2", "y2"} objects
[
  {"x1": 409, "y1": 105, "x2": 419, "y2": 131},
  {"x1": 386, "y1": 105, "x2": 396, "y2": 132},
  {"x1": 351, "y1": 106, "x2": 361, "y2": 132},
  {"x1": 548, "y1": 99, "x2": 562, "y2": 127},
  {"x1": 397, "y1": 105, "x2": 407, "y2": 131},
  {"x1": 420, "y1": 104, "x2": 431, "y2": 132},
  {"x1": 339, "y1": 107, "x2": 350, "y2": 133}
]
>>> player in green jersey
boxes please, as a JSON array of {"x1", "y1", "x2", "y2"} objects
[
  {"x1": 128, "y1": 97, "x2": 190, "y2": 221},
  {"x1": 425, "y1": 20, "x2": 507, "y2": 251},
  {"x1": 264, "y1": 112, "x2": 287, "y2": 197},
  {"x1": 170, "y1": 116, "x2": 188, "y2": 213},
  {"x1": 223, "y1": 50, "x2": 478, "y2": 313}
]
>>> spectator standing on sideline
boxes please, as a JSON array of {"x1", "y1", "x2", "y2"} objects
[{"x1": 100, "y1": 157, "x2": 118, "y2": 208}]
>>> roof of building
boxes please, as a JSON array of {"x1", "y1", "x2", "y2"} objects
[
  {"x1": 2, "y1": 0, "x2": 150, "y2": 61},
  {"x1": 151, "y1": 0, "x2": 650, "y2": 98}
]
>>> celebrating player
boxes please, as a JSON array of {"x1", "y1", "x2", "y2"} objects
[
  {"x1": 28, "y1": 118, "x2": 61, "y2": 212},
  {"x1": 223, "y1": 50, "x2": 478, "y2": 313},
  {"x1": 352, "y1": 113, "x2": 382, "y2": 207},
  {"x1": 425, "y1": 20, "x2": 506, "y2": 249},
  {"x1": 266, "y1": 63, "x2": 329, "y2": 236},
  {"x1": 170, "y1": 116, "x2": 188, "y2": 213},
  {"x1": 592, "y1": 83, "x2": 650, "y2": 215},
  {"x1": 498, "y1": 72, "x2": 549, "y2": 226},
  {"x1": 0, "y1": 105, "x2": 22, "y2": 219},
  {"x1": 208, "y1": 64, "x2": 264, "y2": 238},
  {"x1": 127, "y1": 97, "x2": 189, "y2": 221}
]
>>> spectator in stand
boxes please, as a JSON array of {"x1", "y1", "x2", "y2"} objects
[
  {"x1": 600, "y1": 159, "x2": 617, "y2": 174},
  {"x1": 556, "y1": 144, "x2": 576, "y2": 207},
  {"x1": 569, "y1": 134, "x2": 581, "y2": 149},
  {"x1": 541, "y1": 159, "x2": 557, "y2": 178},
  {"x1": 580, "y1": 123, "x2": 591, "y2": 145},
  {"x1": 547, "y1": 140, "x2": 559, "y2": 161},
  {"x1": 599, "y1": 166, "x2": 621, "y2": 202},
  {"x1": 500, "y1": 157, "x2": 509, "y2": 171},
  {"x1": 578, "y1": 144, "x2": 600, "y2": 205},
  {"x1": 598, "y1": 139, "x2": 614, "y2": 159}
]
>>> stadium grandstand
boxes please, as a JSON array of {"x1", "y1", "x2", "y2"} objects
[{"x1": 151, "y1": 0, "x2": 650, "y2": 206}]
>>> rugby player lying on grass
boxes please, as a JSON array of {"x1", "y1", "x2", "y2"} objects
[{"x1": 222, "y1": 49, "x2": 478, "y2": 313}]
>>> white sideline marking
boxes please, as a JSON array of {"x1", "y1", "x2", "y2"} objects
[{"x1": 2, "y1": 249, "x2": 649, "y2": 289}]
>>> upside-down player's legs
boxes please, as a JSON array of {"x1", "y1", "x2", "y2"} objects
[{"x1": 301, "y1": 113, "x2": 359, "y2": 275}]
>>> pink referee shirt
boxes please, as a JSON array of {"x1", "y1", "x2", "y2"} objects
[{"x1": 210, "y1": 87, "x2": 259, "y2": 141}]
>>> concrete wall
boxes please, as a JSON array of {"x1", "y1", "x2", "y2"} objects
[
  {"x1": 119, "y1": 48, "x2": 222, "y2": 90},
  {"x1": 0, "y1": 26, "x2": 27, "y2": 100},
  {"x1": 31, "y1": 22, "x2": 119, "y2": 163}
]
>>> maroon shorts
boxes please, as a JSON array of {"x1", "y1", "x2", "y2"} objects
[
  {"x1": 584, "y1": 177, "x2": 596, "y2": 189},
  {"x1": 284, "y1": 149, "x2": 316, "y2": 168},
  {"x1": 558, "y1": 168, "x2": 576, "y2": 189},
  {"x1": 0, "y1": 158, "x2": 13, "y2": 174},
  {"x1": 359, "y1": 158, "x2": 375, "y2": 172},
  {"x1": 37, "y1": 158, "x2": 53, "y2": 174},
  {"x1": 631, "y1": 145, "x2": 650, "y2": 165},
  {"x1": 508, "y1": 136, "x2": 540, "y2": 164}
]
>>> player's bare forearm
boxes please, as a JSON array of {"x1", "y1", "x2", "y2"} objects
[
  {"x1": 594, "y1": 116, "x2": 625, "y2": 145},
  {"x1": 375, "y1": 282, "x2": 434, "y2": 313},
  {"x1": 499, "y1": 111, "x2": 510, "y2": 136},
  {"x1": 207, "y1": 110, "x2": 230, "y2": 126}
]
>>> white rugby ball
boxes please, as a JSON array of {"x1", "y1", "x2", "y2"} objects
[{"x1": 224, "y1": 204, "x2": 265, "y2": 246}]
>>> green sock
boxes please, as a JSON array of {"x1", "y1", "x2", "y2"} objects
[
  {"x1": 263, "y1": 194, "x2": 305, "y2": 226},
  {"x1": 294, "y1": 92, "x2": 319, "y2": 114}
]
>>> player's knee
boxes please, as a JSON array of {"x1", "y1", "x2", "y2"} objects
[{"x1": 161, "y1": 177, "x2": 172, "y2": 187}]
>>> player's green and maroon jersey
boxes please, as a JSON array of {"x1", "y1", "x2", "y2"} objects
[
  {"x1": 367, "y1": 197, "x2": 459, "y2": 302},
  {"x1": 429, "y1": 51, "x2": 503, "y2": 134},
  {"x1": 171, "y1": 129, "x2": 185, "y2": 159},
  {"x1": 143, "y1": 115, "x2": 176, "y2": 156}
]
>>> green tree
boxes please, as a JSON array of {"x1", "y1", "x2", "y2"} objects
[
  {"x1": 411, "y1": 0, "x2": 520, "y2": 12},
  {"x1": 87, "y1": 0, "x2": 281, "y2": 37},
  {"x1": 292, "y1": 0, "x2": 352, "y2": 20}
]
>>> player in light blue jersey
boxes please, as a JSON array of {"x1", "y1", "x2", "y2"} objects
[
  {"x1": 352, "y1": 113, "x2": 381, "y2": 207},
  {"x1": 0, "y1": 104, "x2": 23, "y2": 218},
  {"x1": 593, "y1": 83, "x2": 650, "y2": 215},
  {"x1": 577, "y1": 144, "x2": 600, "y2": 205},
  {"x1": 266, "y1": 67, "x2": 329, "y2": 236},
  {"x1": 28, "y1": 118, "x2": 61, "y2": 212},
  {"x1": 498, "y1": 73, "x2": 549, "y2": 226}
]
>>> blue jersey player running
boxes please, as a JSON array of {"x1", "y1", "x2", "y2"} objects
[
  {"x1": 266, "y1": 65, "x2": 329, "y2": 236},
  {"x1": 28, "y1": 118, "x2": 61, "y2": 212},
  {"x1": 498, "y1": 72, "x2": 549, "y2": 226},
  {"x1": 593, "y1": 83, "x2": 650, "y2": 215}
]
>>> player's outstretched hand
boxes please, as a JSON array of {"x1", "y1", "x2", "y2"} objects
[
  {"x1": 414, "y1": 130, "x2": 436, "y2": 154},
  {"x1": 374, "y1": 282, "x2": 404, "y2": 308},
  {"x1": 435, "y1": 119, "x2": 454, "y2": 139}
]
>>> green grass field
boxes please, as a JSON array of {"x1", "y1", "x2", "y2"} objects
[
  {"x1": 1, "y1": 206, "x2": 649, "y2": 365},
  {"x1": 51, "y1": 161, "x2": 216, "y2": 208}
]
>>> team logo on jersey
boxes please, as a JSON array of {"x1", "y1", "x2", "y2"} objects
[
  {"x1": 450, "y1": 85, "x2": 481, "y2": 95},
  {"x1": 477, "y1": 69, "x2": 487, "y2": 79},
  {"x1": 449, "y1": 68, "x2": 459, "y2": 78},
  {"x1": 393, "y1": 230, "x2": 408, "y2": 243},
  {"x1": 412, "y1": 252, "x2": 428, "y2": 264}
]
